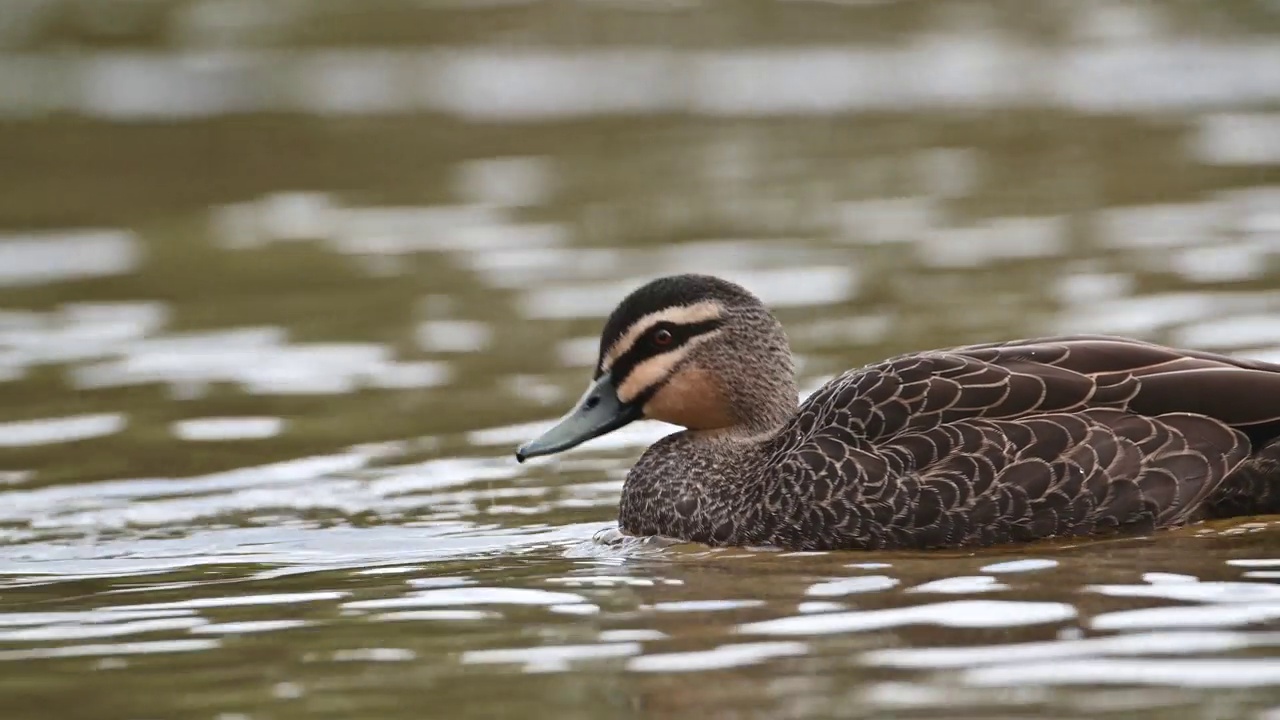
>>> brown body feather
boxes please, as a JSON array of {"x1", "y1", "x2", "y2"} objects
[{"x1": 619, "y1": 335, "x2": 1280, "y2": 551}]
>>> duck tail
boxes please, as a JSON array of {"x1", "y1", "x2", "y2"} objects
[{"x1": 1205, "y1": 436, "x2": 1280, "y2": 519}]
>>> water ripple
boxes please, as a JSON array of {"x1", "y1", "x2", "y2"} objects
[
  {"x1": 863, "y1": 630, "x2": 1280, "y2": 669},
  {"x1": 626, "y1": 642, "x2": 809, "y2": 673},
  {"x1": 463, "y1": 642, "x2": 642, "y2": 673},
  {"x1": 342, "y1": 587, "x2": 587, "y2": 610},
  {"x1": 737, "y1": 600, "x2": 1078, "y2": 636},
  {"x1": 2, "y1": 5, "x2": 1280, "y2": 719},
  {"x1": 963, "y1": 658, "x2": 1280, "y2": 689}
]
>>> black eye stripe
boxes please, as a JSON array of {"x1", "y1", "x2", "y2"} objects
[{"x1": 609, "y1": 318, "x2": 723, "y2": 388}]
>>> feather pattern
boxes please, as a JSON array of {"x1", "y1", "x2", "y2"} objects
[{"x1": 619, "y1": 335, "x2": 1280, "y2": 551}]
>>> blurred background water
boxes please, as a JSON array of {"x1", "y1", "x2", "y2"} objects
[{"x1": 2, "y1": 1, "x2": 1280, "y2": 718}]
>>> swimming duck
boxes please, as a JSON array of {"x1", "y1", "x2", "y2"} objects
[{"x1": 516, "y1": 274, "x2": 1280, "y2": 551}]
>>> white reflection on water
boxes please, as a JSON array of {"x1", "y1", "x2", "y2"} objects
[
  {"x1": 1229, "y1": 559, "x2": 1280, "y2": 568},
  {"x1": 979, "y1": 558, "x2": 1059, "y2": 573},
  {"x1": 374, "y1": 610, "x2": 498, "y2": 622},
  {"x1": 834, "y1": 197, "x2": 939, "y2": 245},
  {"x1": 0, "y1": 303, "x2": 459, "y2": 400},
  {"x1": 215, "y1": 197, "x2": 571, "y2": 257},
  {"x1": 74, "y1": 332, "x2": 450, "y2": 396},
  {"x1": 520, "y1": 266, "x2": 859, "y2": 319},
  {"x1": 462, "y1": 642, "x2": 642, "y2": 673},
  {"x1": 0, "y1": 443, "x2": 560, "y2": 527},
  {"x1": 331, "y1": 647, "x2": 416, "y2": 662},
  {"x1": 416, "y1": 320, "x2": 493, "y2": 353},
  {"x1": 1052, "y1": 273, "x2": 1133, "y2": 307},
  {"x1": 1195, "y1": 113, "x2": 1280, "y2": 166},
  {"x1": 0, "y1": 616, "x2": 204, "y2": 642},
  {"x1": 547, "y1": 575, "x2": 674, "y2": 589},
  {"x1": 1096, "y1": 201, "x2": 1228, "y2": 250},
  {"x1": 171, "y1": 417, "x2": 284, "y2": 441},
  {"x1": 1054, "y1": 291, "x2": 1280, "y2": 337},
  {"x1": 342, "y1": 586, "x2": 588, "y2": 610},
  {"x1": 1, "y1": 302, "x2": 167, "y2": 366},
  {"x1": 553, "y1": 336, "x2": 601, "y2": 368},
  {"x1": 112, "y1": 591, "x2": 347, "y2": 612},
  {"x1": 1142, "y1": 572, "x2": 1198, "y2": 584},
  {"x1": 804, "y1": 575, "x2": 899, "y2": 597},
  {"x1": 1175, "y1": 314, "x2": 1280, "y2": 351},
  {"x1": 222, "y1": 192, "x2": 335, "y2": 245},
  {"x1": 1092, "y1": 603, "x2": 1280, "y2": 631},
  {"x1": 0, "y1": 230, "x2": 139, "y2": 287},
  {"x1": 0, "y1": 522, "x2": 612, "y2": 585},
  {"x1": 0, "y1": 414, "x2": 127, "y2": 447},
  {"x1": 455, "y1": 156, "x2": 556, "y2": 207},
  {"x1": 862, "y1": 630, "x2": 1280, "y2": 669},
  {"x1": 1170, "y1": 243, "x2": 1269, "y2": 284},
  {"x1": 1, "y1": 39, "x2": 1278, "y2": 120},
  {"x1": 0, "y1": 639, "x2": 219, "y2": 661},
  {"x1": 599, "y1": 629, "x2": 667, "y2": 642},
  {"x1": 963, "y1": 658, "x2": 1280, "y2": 689},
  {"x1": 0, "y1": 609, "x2": 194, "y2": 627},
  {"x1": 906, "y1": 575, "x2": 1008, "y2": 594},
  {"x1": 0, "y1": 436, "x2": 619, "y2": 578},
  {"x1": 192, "y1": 620, "x2": 311, "y2": 635},
  {"x1": 917, "y1": 216, "x2": 1066, "y2": 269},
  {"x1": 626, "y1": 641, "x2": 809, "y2": 673},
  {"x1": 334, "y1": 206, "x2": 567, "y2": 256},
  {"x1": 737, "y1": 600, "x2": 1077, "y2": 636},
  {"x1": 857, "y1": 680, "x2": 1049, "y2": 712},
  {"x1": 0, "y1": 451, "x2": 373, "y2": 527},
  {"x1": 1085, "y1": 580, "x2": 1280, "y2": 604},
  {"x1": 464, "y1": 239, "x2": 847, "y2": 293}
]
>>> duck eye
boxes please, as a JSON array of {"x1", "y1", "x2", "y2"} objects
[{"x1": 653, "y1": 328, "x2": 674, "y2": 346}]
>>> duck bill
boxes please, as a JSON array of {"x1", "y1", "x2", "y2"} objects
[{"x1": 516, "y1": 373, "x2": 641, "y2": 462}]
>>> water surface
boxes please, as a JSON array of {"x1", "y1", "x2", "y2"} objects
[{"x1": 2, "y1": 1, "x2": 1280, "y2": 718}]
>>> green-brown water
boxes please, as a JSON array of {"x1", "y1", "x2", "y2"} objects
[{"x1": 3, "y1": 1, "x2": 1280, "y2": 718}]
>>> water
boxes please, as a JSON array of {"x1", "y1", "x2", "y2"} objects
[{"x1": 2, "y1": 1, "x2": 1280, "y2": 718}]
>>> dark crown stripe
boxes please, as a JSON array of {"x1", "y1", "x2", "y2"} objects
[
  {"x1": 596, "y1": 274, "x2": 758, "y2": 376},
  {"x1": 608, "y1": 318, "x2": 724, "y2": 391}
]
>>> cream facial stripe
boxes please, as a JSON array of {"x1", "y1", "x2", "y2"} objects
[
  {"x1": 617, "y1": 348, "x2": 689, "y2": 404},
  {"x1": 616, "y1": 331, "x2": 722, "y2": 404},
  {"x1": 600, "y1": 300, "x2": 724, "y2": 373}
]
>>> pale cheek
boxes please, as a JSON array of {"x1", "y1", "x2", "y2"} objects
[
  {"x1": 617, "y1": 353, "x2": 684, "y2": 404},
  {"x1": 643, "y1": 369, "x2": 734, "y2": 430}
]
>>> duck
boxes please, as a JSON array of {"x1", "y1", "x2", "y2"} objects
[{"x1": 516, "y1": 273, "x2": 1280, "y2": 551}]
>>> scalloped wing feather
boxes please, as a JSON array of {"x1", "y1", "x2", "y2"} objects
[
  {"x1": 769, "y1": 405, "x2": 1250, "y2": 550},
  {"x1": 799, "y1": 335, "x2": 1280, "y2": 447}
]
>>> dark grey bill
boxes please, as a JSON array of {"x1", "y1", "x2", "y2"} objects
[{"x1": 516, "y1": 372, "x2": 641, "y2": 462}]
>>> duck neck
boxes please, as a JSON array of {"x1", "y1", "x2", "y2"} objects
[
  {"x1": 727, "y1": 387, "x2": 797, "y2": 437},
  {"x1": 719, "y1": 310, "x2": 798, "y2": 435}
]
